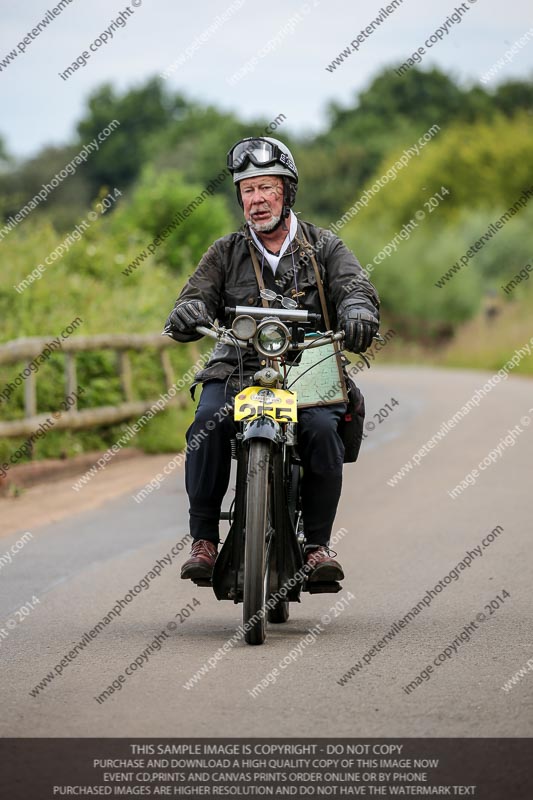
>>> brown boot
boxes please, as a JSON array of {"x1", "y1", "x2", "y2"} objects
[
  {"x1": 304, "y1": 546, "x2": 344, "y2": 582},
  {"x1": 180, "y1": 539, "x2": 217, "y2": 580}
]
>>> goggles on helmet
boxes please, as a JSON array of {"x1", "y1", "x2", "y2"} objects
[{"x1": 227, "y1": 138, "x2": 297, "y2": 179}]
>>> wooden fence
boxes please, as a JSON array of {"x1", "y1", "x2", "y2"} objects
[{"x1": 0, "y1": 333, "x2": 195, "y2": 438}]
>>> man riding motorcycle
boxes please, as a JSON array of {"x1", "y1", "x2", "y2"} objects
[{"x1": 165, "y1": 136, "x2": 380, "y2": 584}]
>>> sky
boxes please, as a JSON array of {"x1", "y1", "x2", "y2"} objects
[{"x1": 1, "y1": 0, "x2": 532, "y2": 160}]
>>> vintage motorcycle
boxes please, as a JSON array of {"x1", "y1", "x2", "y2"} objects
[{"x1": 168, "y1": 296, "x2": 354, "y2": 645}]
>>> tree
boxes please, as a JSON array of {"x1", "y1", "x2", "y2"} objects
[
  {"x1": 0, "y1": 143, "x2": 91, "y2": 228},
  {"x1": 111, "y1": 166, "x2": 233, "y2": 270},
  {"x1": 346, "y1": 113, "x2": 533, "y2": 229},
  {"x1": 493, "y1": 80, "x2": 533, "y2": 116},
  {"x1": 76, "y1": 78, "x2": 189, "y2": 195},
  {"x1": 292, "y1": 67, "x2": 533, "y2": 224},
  {"x1": 0, "y1": 134, "x2": 9, "y2": 166}
]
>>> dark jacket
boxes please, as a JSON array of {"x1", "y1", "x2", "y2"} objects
[{"x1": 170, "y1": 218, "x2": 380, "y2": 385}]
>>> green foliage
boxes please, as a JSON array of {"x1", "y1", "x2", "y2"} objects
[
  {"x1": 136, "y1": 404, "x2": 192, "y2": 454},
  {"x1": 338, "y1": 111, "x2": 533, "y2": 338},
  {"x1": 112, "y1": 167, "x2": 233, "y2": 270},
  {"x1": 348, "y1": 216, "x2": 482, "y2": 340},
  {"x1": 350, "y1": 113, "x2": 533, "y2": 229},
  {"x1": 0, "y1": 134, "x2": 11, "y2": 168},
  {"x1": 0, "y1": 144, "x2": 92, "y2": 229},
  {"x1": 296, "y1": 68, "x2": 465, "y2": 222},
  {"x1": 457, "y1": 205, "x2": 533, "y2": 284},
  {"x1": 295, "y1": 68, "x2": 532, "y2": 224},
  {"x1": 76, "y1": 78, "x2": 187, "y2": 196},
  {"x1": 0, "y1": 204, "x2": 211, "y2": 464},
  {"x1": 493, "y1": 80, "x2": 533, "y2": 116},
  {"x1": 327, "y1": 68, "x2": 465, "y2": 150},
  {"x1": 150, "y1": 106, "x2": 246, "y2": 185}
]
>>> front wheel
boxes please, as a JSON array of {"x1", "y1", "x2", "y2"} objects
[{"x1": 243, "y1": 440, "x2": 271, "y2": 645}]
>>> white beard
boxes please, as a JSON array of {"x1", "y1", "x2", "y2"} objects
[{"x1": 247, "y1": 212, "x2": 282, "y2": 233}]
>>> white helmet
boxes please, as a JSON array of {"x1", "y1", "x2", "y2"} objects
[{"x1": 227, "y1": 136, "x2": 298, "y2": 184}]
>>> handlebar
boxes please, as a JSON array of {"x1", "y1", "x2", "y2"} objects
[
  {"x1": 196, "y1": 323, "x2": 343, "y2": 350},
  {"x1": 225, "y1": 306, "x2": 321, "y2": 324},
  {"x1": 196, "y1": 324, "x2": 248, "y2": 349}
]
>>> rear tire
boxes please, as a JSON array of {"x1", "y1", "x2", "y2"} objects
[
  {"x1": 267, "y1": 449, "x2": 291, "y2": 625},
  {"x1": 267, "y1": 598, "x2": 289, "y2": 624},
  {"x1": 243, "y1": 440, "x2": 271, "y2": 645}
]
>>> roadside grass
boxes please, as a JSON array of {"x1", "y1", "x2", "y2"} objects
[{"x1": 374, "y1": 291, "x2": 533, "y2": 376}]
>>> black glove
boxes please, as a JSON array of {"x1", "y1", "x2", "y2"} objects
[
  {"x1": 341, "y1": 307, "x2": 379, "y2": 353},
  {"x1": 166, "y1": 300, "x2": 212, "y2": 334}
]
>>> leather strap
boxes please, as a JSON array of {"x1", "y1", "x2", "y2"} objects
[
  {"x1": 295, "y1": 231, "x2": 331, "y2": 330},
  {"x1": 249, "y1": 227, "x2": 335, "y2": 333},
  {"x1": 296, "y1": 229, "x2": 348, "y2": 402},
  {"x1": 248, "y1": 242, "x2": 269, "y2": 308}
]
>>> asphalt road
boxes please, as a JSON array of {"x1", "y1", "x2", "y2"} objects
[{"x1": 1, "y1": 366, "x2": 532, "y2": 737}]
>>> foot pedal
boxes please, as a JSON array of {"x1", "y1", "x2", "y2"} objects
[
  {"x1": 305, "y1": 581, "x2": 342, "y2": 594},
  {"x1": 191, "y1": 578, "x2": 213, "y2": 587}
]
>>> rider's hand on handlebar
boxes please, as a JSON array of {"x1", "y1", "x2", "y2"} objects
[
  {"x1": 341, "y1": 307, "x2": 379, "y2": 353},
  {"x1": 166, "y1": 300, "x2": 212, "y2": 334}
]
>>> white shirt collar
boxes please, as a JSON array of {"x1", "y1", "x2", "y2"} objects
[{"x1": 249, "y1": 211, "x2": 298, "y2": 274}]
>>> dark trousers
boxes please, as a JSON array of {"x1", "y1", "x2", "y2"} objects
[{"x1": 185, "y1": 380, "x2": 346, "y2": 547}]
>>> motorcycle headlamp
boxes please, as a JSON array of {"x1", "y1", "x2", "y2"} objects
[
  {"x1": 254, "y1": 319, "x2": 291, "y2": 358},
  {"x1": 232, "y1": 314, "x2": 257, "y2": 341}
]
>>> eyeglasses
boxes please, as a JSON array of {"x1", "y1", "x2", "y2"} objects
[
  {"x1": 260, "y1": 289, "x2": 298, "y2": 309},
  {"x1": 227, "y1": 138, "x2": 297, "y2": 178}
]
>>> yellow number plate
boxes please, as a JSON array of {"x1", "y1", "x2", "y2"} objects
[{"x1": 234, "y1": 386, "x2": 298, "y2": 422}]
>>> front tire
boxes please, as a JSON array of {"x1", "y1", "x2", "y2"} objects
[{"x1": 243, "y1": 440, "x2": 271, "y2": 645}]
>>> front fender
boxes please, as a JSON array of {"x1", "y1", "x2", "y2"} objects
[{"x1": 242, "y1": 415, "x2": 282, "y2": 444}]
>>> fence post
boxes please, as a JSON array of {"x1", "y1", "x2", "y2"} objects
[
  {"x1": 160, "y1": 350, "x2": 176, "y2": 401},
  {"x1": 118, "y1": 351, "x2": 134, "y2": 403},
  {"x1": 65, "y1": 352, "x2": 78, "y2": 410},
  {"x1": 23, "y1": 363, "x2": 37, "y2": 419}
]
